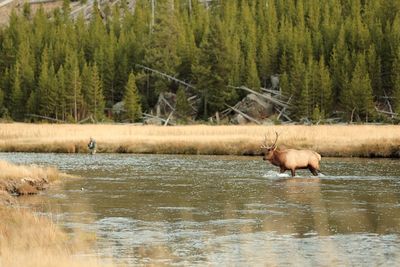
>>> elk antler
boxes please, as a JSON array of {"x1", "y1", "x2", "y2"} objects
[
  {"x1": 261, "y1": 134, "x2": 269, "y2": 148},
  {"x1": 271, "y1": 131, "x2": 279, "y2": 150},
  {"x1": 261, "y1": 132, "x2": 280, "y2": 149}
]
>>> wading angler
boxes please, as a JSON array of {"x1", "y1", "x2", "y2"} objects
[{"x1": 88, "y1": 137, "x2": 97, "y2": 155}]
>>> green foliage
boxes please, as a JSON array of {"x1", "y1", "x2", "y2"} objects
[
  {"x1": 175, "y1": 86, "x2": 191, "y2": 119},
  {"x1": 392, "y1": 48, "x2": 400, "y2": 114},
  {"x1": 38, "y1": 48, "x2": 57, "y2": 117},
  {"x1": 0, "y1": 0, "x2": 399, "y2": 123},
  {"x1": 123, "y1": 72, "x2": 142, "y2": 122},
  {"x1": 11, "y1": 62, "x2": 24, "y2": 120},
  {"x1": 85, "y1": 64, "x2": 105, "y2": 121},
  {"x1": 0, "y1": 88, "x2": 4, "y2": 109},
  {"x1": 341, "y1": 54, "x2": 375, "y2": 122}
]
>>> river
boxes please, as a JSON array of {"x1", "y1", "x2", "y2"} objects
[{"x1": 1, "y1": 153, "x2": 400, "y2": 266}]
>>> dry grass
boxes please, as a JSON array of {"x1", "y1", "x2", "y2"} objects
[
  {"x1": 0, "y1": 123, "x2": 399, "y2": 157},
  {"x1": 0, "y1": 206, "x2": 115, "y2": 267},
  {"x1": 0, "y1": 160, "x2": 116, "y2": 267},
  {"x1": 0, "y1": 160, "x2": 61, "y2": 196},
  {"x1": 0, "y1": 160, "x2": 59, "y2": 182}
]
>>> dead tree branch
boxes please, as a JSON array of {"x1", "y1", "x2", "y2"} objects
[
  {"x1": 136, "y1": 64, "x2": 195, "y2": 89},
  {"x1": 225, "y1": 104, "x2": 261, "y2": 124}
]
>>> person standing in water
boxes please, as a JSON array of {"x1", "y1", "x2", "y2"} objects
[{"x1": 88, "y1": 137, "x2": 97, "y2": 155}]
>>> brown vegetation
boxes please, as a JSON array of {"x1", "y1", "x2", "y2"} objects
[
  {"x1": 0, "y1": 160, "x2": 59, "y2": 196},
  {"x1": 0, "y1": 123, "x2": 399, "y2": 157},
  {"x1": 0, "y1": 160, "x2": 116, "y2": 267},
  {"x1": 0, "y1": 206, "x2": 116, "y2": 267}
]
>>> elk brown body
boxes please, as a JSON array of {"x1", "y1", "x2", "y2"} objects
[{"x1": 261, "y1": 132, "x2": 321, "y2": 177}]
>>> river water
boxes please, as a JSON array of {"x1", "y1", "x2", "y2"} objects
[{"x1": 1, "y1": 153, "x2": 400, "y2": 266}]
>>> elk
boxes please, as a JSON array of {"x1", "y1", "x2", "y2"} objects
[{"x1": 261, "y1": 132, "x2": 321, "y2": 177}]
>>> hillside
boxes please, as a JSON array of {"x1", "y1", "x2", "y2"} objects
[{"x1": 0, "y1": 0, "x2": 399, "y2": 124}]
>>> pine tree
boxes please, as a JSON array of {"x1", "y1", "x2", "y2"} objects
[
  {"x1": 114, "y1": 31, "x2": 129, "y2": 103},
  {"x1": 0, "y1": 88, "x2": 4, "y2": 114},
  {"x1": 175, "y1": 86, "x2": 191, "y2": 120},
  {"x1": 391, "y1": 48, "x2": 400, "y2": 113},
  {"x1": 288, "y1": 49, "x2": 307, "y2": 119},
  {"x1": 123, "y1": 72, "x2": 142, "y2": 122},
  {"x1": 193, "y1": 17, "x2": 235, "y2": 118},
  {"x1": 102, "y1": 28, "x2": 116, "y2": 107},
  {"x1": 144, "y1": 1, "x2": 181, "y2": 94},
  {"x1": 239, "y1": 1, "x2": 260, "y2": 90},
  {"x1": 38, "y1": 49, "x2": 57, "y2": 117},
  {"x1": 331, "y1": 26, "x2": 350, "y2": 104},
  {"x1": 81, "y1": 62, "x2": 91, "y2": 117},
  {"x1": 244, "y1": 52, "x2": 261, "y2": 90},
  {"x1": 56, "y1": 65, "x2": 67, "y2": 120},
  {"x1": 366, "y1": 44, "x2": 382, "y2": 96},
  {"x1": 316, "y1": 56, "x2": 333, "y2": 117},
  {"x1": 86, "y1": 5, "x2": 107, "y2": 62},
  {"x1": 11, "y1": 62, "x2": 24, "y2": 120},
  {"x1": 86, "y1": 64, "x2": 105, "y2": 121},
  {"x1": 257, "y1": 0, "x2": 279, "y2": 86},
  {"x1": 16, "y1": 40, "x2": 35, "y2": 104},
  {"x1": 342, "y1": 53, "x2": 375, "y2": 122},
  {"x1": 64, "y1": 50, "x2": 83, "y2": 122},
  {"x1": 1, "y1": 0, "x2": 400, "y2": 123}
]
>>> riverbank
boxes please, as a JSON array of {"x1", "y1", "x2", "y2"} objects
[
  {"x1": 0, "y1": 123, "x2": 399, "y2": 157},
  {"x1": 0, "y1": 205, "x2": 115, "y2": 267},
  {"x1": 0, "y1": 160, "x2": 115, "y2": 267},
  {"x1": 0, "y1": 160, "x2": 59, "y2": 197}
]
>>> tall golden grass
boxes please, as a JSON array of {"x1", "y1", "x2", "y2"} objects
[
  {"x1": 0, "y1": 160, "x2": 59, "y2": 182},
  {"x1": 0, "y1": 160, "x2": 116, "y2": 267},
  {"x1": 0, "y1": 123, "x2": 399, "y2": 157},
  {"x1": 0, "y1": 160, "x2": 60, "y2": 196},
  {"x1": 0, "y1": 206, "x2": 116, "y2": 267}
]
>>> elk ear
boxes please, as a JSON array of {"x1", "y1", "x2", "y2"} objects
[{"x1": 272, "y1": 145, "x2": 277, "y2": 151}]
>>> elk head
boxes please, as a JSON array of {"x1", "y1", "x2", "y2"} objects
[{"x1": 260, "y1": 132, "x2": 279, "y2": 161}]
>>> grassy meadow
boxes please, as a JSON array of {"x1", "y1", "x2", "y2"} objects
[{"x1": 0, "y1": 123, "x2": 399, "y2": 157}]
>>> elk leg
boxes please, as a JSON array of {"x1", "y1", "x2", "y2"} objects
[
  {"x1": 290, "y1": 169, "x2": 296, "y2": 177},
  {"x1": 309, "y1": 166, "x2": 318, "y2": 176}
]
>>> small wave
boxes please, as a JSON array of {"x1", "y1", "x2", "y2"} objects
[
  {"x1": 262, "y1": 170, "x2": 290, "y2": 178},
  {"x1": 263, "y1": 171, "x2": 328, "y2": 179}
]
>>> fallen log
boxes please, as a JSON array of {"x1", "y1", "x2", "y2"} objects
[
  {"x1": 225, "y1": 104, "x2": 261, "y2": 124},
  {"x1": 260, "y1": 87, "x2": 282, "y2": 96},
  {"x1": 229, "y1": 86, "x2": 289, "y2": 108},
  {"x1": 25, "y1": 114, "x2": 65, "y2": 123},
  {"x1": 143, "y1": 113, "x2": 175, "y2": 126},
  {"x1": 375, "y1": 107, "x2": 398, "y2": 117},
  {"x1": 136, "y1": 64, "x2": 195, "y2": 89},
  {"x1": 277, "y1": 95, "x2": 292, "y2": 121},
  {"x1": 274, "y1": 107, "x2": 292, "y2": 122},
  {"x1": 164, "y1": 111, "x2": 174, "y2": 126}
]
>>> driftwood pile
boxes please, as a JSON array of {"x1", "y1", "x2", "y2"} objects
[
  {"x1": 219, "y1": 85, "x2": 292, "y2": 124},
  {"x1": 137, "y1": 64, "x2": 293, "y2": 125}
]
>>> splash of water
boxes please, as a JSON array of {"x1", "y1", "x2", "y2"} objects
[
  {"x1": 263, "y1": 170, "x2": 327, "y2": 179},
  {"x1": 262, "y1": 170, "x2": 290, "y2": 178}
]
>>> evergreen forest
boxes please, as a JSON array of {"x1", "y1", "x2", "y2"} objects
[{"x1": 1, "y1": 0, "x2": 400, "y2": 123}]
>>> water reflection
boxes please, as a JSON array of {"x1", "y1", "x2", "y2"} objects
[{"x1": 1, "y1": 153, "x2": 400, "y2": 265}]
